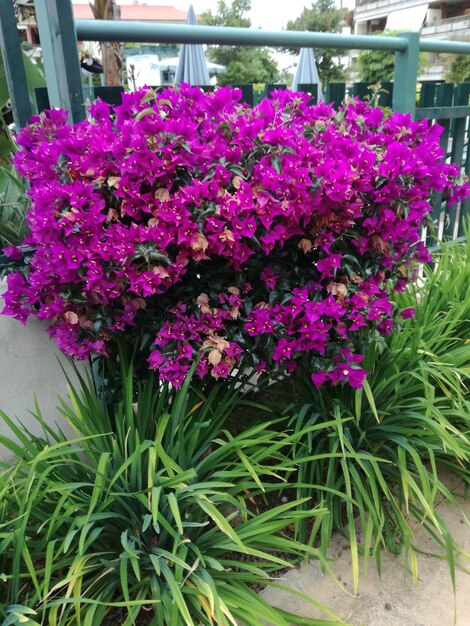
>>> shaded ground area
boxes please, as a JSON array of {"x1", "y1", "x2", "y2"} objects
[{"x1": 262, "y1": 472, "x2": 470, "y2": 626}]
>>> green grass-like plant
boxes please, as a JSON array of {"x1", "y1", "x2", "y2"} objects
[
  {"x1": 280, "y1": 238, "x2": 470, "y2": 592},
  {"x1": 0, "y1": 363, "x2": 345, "y2": 626},
  {"x1": 0, "y1": 165, "x2": 29, "y2": 250}
]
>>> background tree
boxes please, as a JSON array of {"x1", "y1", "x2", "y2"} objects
[
  {"x1": 200, "y1": 0, "x2": 279, "y2": 85},
  {"x1": 285, "y1": 0, "x2": 346, "y2": 87},
  {"x1": 356, "y1": 44, "x2": 395, "y2": 84},
  {"x1": 356, "y1": 32, "x2": 427, "y2": 85},
  {"x1": 89, "y1": 0, "x2": 123, "y2": 85},
  {"x1": 444, "y1": 51, "x2": 470, "y2": 82}
]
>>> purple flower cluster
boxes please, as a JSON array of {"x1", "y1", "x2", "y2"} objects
[{"x1": 3, "y1": 86, "x2": 468, "y2": 387}]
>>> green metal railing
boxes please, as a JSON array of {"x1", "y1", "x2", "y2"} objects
[
  {"x1": 0, "y1": 1, "x2": 32, "y2": 127},
  {"x1": 1, "y1": 0, "x2": 470, "y2": 240}
]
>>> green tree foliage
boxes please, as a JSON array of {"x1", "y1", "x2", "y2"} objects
[
  {"x1": 356, "y1": 45, "x2": 395, "y2": 84},
  {"x1": 356, "y1": 32, "x2": 427, "y2": 85},
  {"x1": 201, "y1": 0, "x2": 251, "y2": 28},
  {"x1": 285, "y1": 0, "x2": 346, "y2": 87},
  {"x1": 200, "y1": 0, "x2": 279, "y2": 85},
  {"x1": 445, "y1": 52, "x2": 470, "y2": 83}
]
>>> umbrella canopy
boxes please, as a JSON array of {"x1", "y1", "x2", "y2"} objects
[
  {"x1": 291, "y1": 48, "x2": 323, "y2": 101},
  {"x1": 174, "y1": 5, "x2": 210, "y2": 86}
]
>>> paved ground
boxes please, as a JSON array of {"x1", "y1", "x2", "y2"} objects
[{"x1": 262, "y1": 473, "x2": 470, "y2": 626}]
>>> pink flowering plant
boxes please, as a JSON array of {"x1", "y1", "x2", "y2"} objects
[{"x1": 3, "y1": 86, "x2": 469, "y2": 388}]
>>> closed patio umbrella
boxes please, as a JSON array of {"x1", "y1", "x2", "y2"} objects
[
  {"x1": 292, "y1": 48, "x2": 323, "y2": 101},
  {"x1": 174, "y1": 5, "x2": 210, "y2": 86}
]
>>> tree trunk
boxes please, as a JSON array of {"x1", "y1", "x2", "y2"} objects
[{"x1": 90, "y1": 0, "x2": 123, "y2": 86}]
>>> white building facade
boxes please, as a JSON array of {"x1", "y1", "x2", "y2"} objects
[{"x1": 354, "y1": 0, "x2": 470, "y2": 79}]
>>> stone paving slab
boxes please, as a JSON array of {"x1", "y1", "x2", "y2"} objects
[{"x1": 262, "y1": 475, "x2": 470, "y2": 626}]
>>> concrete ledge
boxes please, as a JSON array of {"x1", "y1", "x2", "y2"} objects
[
  {"x1": 262, "y1": 473, "x2": 470, "y2": 625},
  {"x1": 0, "y1": 280, "x2": 87, "y2": 462}
]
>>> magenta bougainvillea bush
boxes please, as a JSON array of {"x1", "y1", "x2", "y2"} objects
[{"x1": 3, "y1": 86, "x2": 469, "y2": 388}]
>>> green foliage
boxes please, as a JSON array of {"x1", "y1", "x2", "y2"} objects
[
  {"x1": 0, "y1": 47, "x2": 42, "y2": 251},
  {"x1": 214, "y1": 50, "x2": 279, "y2": 86},
  {"x1": 200, "y1": 1, "x2": 279, "y2": 85},
  {"x1": 0, "y1": 53, "x2": 9, "y2": 112},
  {"x1": 286, "y1": 0, "x2": 343, "y2": 37},
  {"x1": 285, "y1": 0, "x2": 346, "y2": 87},
  {"x1": 445, "y1": 51, "x2": 470, "y2": 83},
  {"x1": 0, "y1": 165, "x2": 29, "y2": 250},
  {"x1": 356, "y1": 31, "x2": 427, "y2": 85},
  {"x1": 356, "y1": 46, "x2": 395, "y2": 85},
  {"x1": 0, "y1": 363, "x2": 344, "y2": 626},
  {"x1": 0, "y1": 47, "x2": 46, "y2": 123},
  {"x1": 201, "y1": 0, "x2": 251, "y2": 28},
  {"x1": 1, "y1": 605, "x2": 41, "y2": 626},
  {"x1": 271, "y1": 238, "x2": 470, "y2": 592}
]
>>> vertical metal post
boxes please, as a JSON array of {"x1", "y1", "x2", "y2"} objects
[
  {"x1": 35, "y1": 0, "x2": 85, "y2": 123},
  {"x1": 392, "y1": 32, "x2": 420, "y2": 117},
  {"x1": 461, "y1": 137, "x2": 470, "y2": 238},
  {"x1": 0, "y1": 0, "x2": 32, "y2": 127},
  {"x1": 325, "y1": 83, "x2": 346, "y2": 108},
  {"x1": 450, "y1": 83, "x2": 470, "y2": 239}
]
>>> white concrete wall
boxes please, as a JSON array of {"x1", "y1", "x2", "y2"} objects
[
  {"x1": 354, "y1": 0, "x2": 429, "y2": 23},
  {"x1": 422, "y1": 15, "x2": 470, "y2": 38},
  {"x1": 0, "y1": 280, "x2": 87, "y2": 462}
]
